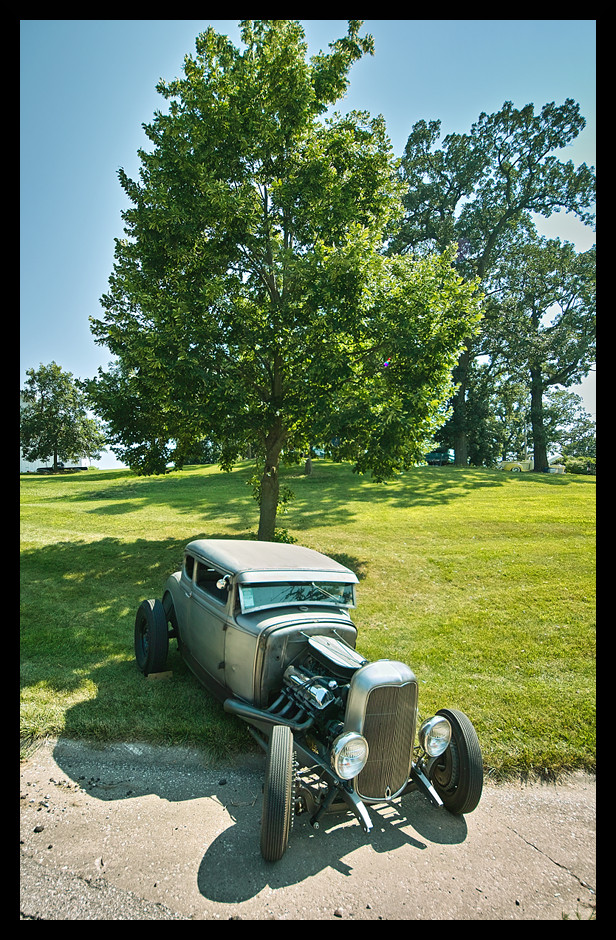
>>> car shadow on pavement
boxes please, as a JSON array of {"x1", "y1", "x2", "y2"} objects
[
  {"x1": 196, "y1": 790, "x2": 467, "y2": 903},
  {"x1": 48, "y1": 737, "x2": 467, "y2": 905}
]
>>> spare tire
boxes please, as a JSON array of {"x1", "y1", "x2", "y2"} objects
[{"x1": 134, "y1": 598, "x2": 169, "y2": 675}]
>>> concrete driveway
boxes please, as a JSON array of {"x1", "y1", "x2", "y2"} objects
[{"x1": 20, "y1": 738, "x2": 595, "y2": 920}]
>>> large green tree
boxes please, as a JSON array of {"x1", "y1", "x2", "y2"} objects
[
  {"x1": 20, "y1": 362, "x2": 106, "y2": 471},
  {"x1": 392, "y1": 99, "x2": 596, "y2": 465},
  {"x1": 487, "y1": 235, "x2": 596, "y2": 471},
  {"x1": 88, "y1": 20, "x2": 481, "y2": 539}
]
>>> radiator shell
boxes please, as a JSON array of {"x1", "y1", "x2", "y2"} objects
[{"x1": 344, "y1": 661, "x2": 418, "y2": 800}]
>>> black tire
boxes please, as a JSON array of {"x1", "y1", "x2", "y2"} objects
[
  {"x1": 134, "y1": 599, "x2": 169, "y2": 675},
  {"x1": 429, "y1": 708, "x2": 483, "y2": 815},
  {"x1": 260, "y1": 724, "x2": 294, "y2": 862}
]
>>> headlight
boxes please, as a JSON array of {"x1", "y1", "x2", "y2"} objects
[
  {"x1": 331, "y1": 732, "x2": 369, "y2": 780},
  {"x1": 419, "y1": 715, "x2": 452, "y2": 757}
]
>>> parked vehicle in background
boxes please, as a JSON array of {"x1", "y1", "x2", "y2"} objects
[
  {"x1": 134, "y1": 539, "x2": 483, "y2": 862},
  {"x1": 425, "y1": 449, "x2": 455, "y2": 466},
  {"x1": 498, "y1": 457, "x2": 566, "y2": 473},
  {"x1": 498, "y1": 458, "x2": 534, "y2": 472}
]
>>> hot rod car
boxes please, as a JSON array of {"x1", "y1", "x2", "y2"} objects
[{"x1": 134, "y1": 539, "x2": 483, "y2": 861}]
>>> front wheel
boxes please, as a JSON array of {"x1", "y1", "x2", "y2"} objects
[
  {"x1": 429, "y1": 708, "x2": 483, "y2": 814},
  {"x1": 260, "y1": 725, "x2": 294, "y2": 862},
  {"x1": 134, "y1": 599, "x2": 169, "y2": 675}
]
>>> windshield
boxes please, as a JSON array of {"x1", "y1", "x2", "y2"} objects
[{"x1": 238, "y1": 581, "x2": 355, "y2": 613}]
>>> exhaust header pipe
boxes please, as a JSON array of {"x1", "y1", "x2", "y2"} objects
[{"x1": 223, "y1": 697, "x2": 314, "y2": 732}]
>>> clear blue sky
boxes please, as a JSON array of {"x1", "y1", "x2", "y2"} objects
[{"x1": 20, "y1": 20, "x2": 596, "y2": 468}]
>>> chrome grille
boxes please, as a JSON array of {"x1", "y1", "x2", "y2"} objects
[{"x1": 356, "y1": 681, "x2": 417, "y2": 800}]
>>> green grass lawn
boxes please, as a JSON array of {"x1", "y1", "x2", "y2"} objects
[{"x1": 20, "y1": 460, "x2": 595, "y2": 779}]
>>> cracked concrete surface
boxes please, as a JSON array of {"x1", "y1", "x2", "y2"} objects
[
  {"x1": 506, "y1": 826, "x2": 594, "y2": 894},
  {"x1": 20, "y1": 738, "x2": 595, "y2": 920}
]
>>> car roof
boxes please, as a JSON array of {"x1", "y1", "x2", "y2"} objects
[{"x1": 185, "y1": 539, "x2": 358, "y2": 583}]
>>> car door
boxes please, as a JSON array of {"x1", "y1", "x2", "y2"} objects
[{"x1": 184, "y1": 559, "x2": 229, "y2": 688}]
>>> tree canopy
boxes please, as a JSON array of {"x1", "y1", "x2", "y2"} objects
[
  {"x1": 88, "y1": 20, "x2": 482, "y2": 538},
  {"x1": 392, "y1": 98, "x2": 596, "y2": 466},
  {"x1": 487, "y1": 234, "x2": 595, "y2": 471}
]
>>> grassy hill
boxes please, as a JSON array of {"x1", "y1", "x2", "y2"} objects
[{"x1": 20, "y1": 460, "x2": 595, "y2": 778}]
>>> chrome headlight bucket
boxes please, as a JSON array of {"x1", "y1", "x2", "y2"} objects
[
  {"x1": 331, "y1": 732, "x2": 369, "y2": 780},
  {"x1": 418, "y1": 715, "x2": 452, "y2": 757}
]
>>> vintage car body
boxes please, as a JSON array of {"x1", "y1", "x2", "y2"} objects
[
  {"x1": 498, "y1": 458, "x2": 534, "y2": 472},
  {"x1": 135, "y1": 539, "x2": 483, "y2": 861},
  {"x1": 165, "y1": 540, "x2": 360, "y2": 708}
]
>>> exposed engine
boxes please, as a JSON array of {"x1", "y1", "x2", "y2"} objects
[
  {"x1": 283, "y1": 665, "x2": 339, "y2": 711},
  {"x1": 225, "y1": 630, "x2": 422, "y2": 808},
  {"x1": 279, "y1": 635, "x2": 369, "y2": 744}
]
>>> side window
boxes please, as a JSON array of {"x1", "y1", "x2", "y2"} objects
[
  {"x1": 195, "y1": 562, "x2": 228, "y2": 604},
  {"x1": 184, "y1": 554, "x2": 195, "y2": 581}
]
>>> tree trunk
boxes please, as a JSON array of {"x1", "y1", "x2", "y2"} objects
[
  {"x1": 530, "y1": 366, "x2": 548, "y2": 473},
  {"x1": 452, "y1": 348, "x2": 470, "y2": 466},
  {"x1": 257, "y1": 460, "x2": 280, "y2": 541},
  {"x1": 257, "y1": 419, "x2": 284, "y2": 541},
  {"x1": 453, "y1": 419, "x2": 469, "y2": 467}
]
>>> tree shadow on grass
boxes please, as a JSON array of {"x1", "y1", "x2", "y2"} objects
[
  {"x1": 502, "y1": 471, "x2": 596, "y2": 487},
  {"x1": 285, "y1": 464, "x2": 506, "y2": 530},
  {"x1": 20, "y1": 536, "x2": 236, "y2": 736},
  {"x1": 47, "y1": 462, "x2": 518, "y2": 535},
  {"x1": 41, "y1": 467, "x2": 258, "y2": 538},
  {"x1": 285, "y1": 463, "x2": 596, "y2": 532},
  {"x1": 20, "y1": 535, "x2": 369, "y2": 746},
  {"x1": 45, "y1": 461, "x2": 593, "y2": 543}
]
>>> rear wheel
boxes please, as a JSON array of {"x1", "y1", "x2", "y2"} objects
[
  {"x1": 162, "y1": 592, "x2": 180, "y2": 649},
  {"x1": 134, "y1": 599, "x2": 169, "y2": 675},
  {"x1": 429, "y1": 708, "x2": 483, "y2": 814},
  {"x1": 260, "y1": 725, "x2": 294, "y2": 862}
]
